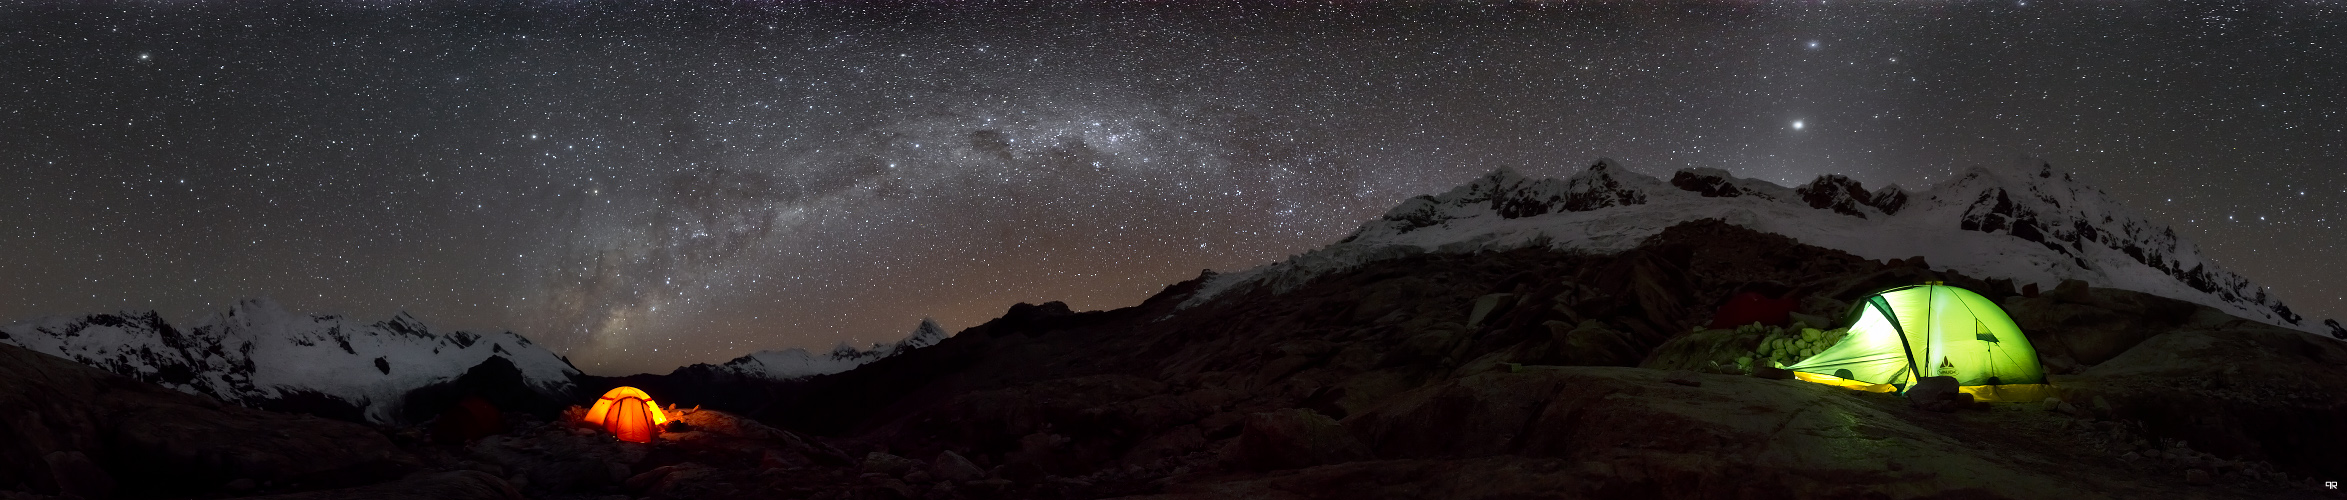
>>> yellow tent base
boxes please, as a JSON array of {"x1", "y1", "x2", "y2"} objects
[
  {"x1": 1957, "y1": 383, "x2": 2057, "y2": 403},
  {"x1": 1792, "y1": 372, "x2": 1898, "y2": 393},
  {"x1": 1792, "y1": 372, "x2": 2056, "y2": 402}
]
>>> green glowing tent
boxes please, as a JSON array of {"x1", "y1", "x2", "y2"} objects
[{"x1": 1786, "y1": 283, "x2": 2054, "y2": 402}]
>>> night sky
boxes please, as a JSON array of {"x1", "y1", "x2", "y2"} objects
[{"x1": 4, "y1": 1, "x2": 2341, "y2": 375}]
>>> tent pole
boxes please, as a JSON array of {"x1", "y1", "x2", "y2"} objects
[{"x1": 1870, "y1": 296, "x2": 1923, "y2": 390}]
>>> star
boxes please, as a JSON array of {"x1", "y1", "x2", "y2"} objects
[{"x1": 0, "y1": 1, "x2": 2335, "y2": 375}]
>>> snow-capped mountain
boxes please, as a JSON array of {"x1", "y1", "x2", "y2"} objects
[
  {"x1": 697, "y1": 318, "x2": 949, "y2": 381},
  {"x1": 0, "y1": 298, "x2": 581, "y2": 423},
  {"x1": 1188, "y1": 158, "x2": 2343, "y2": 339}
]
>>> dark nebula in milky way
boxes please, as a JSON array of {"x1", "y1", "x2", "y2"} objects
[{"x1": 2, "y1": 1, "x2": 2340, "y2": 374}]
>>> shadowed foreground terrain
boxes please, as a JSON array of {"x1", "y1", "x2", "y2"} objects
[{"x1": 4, "y1": 220, "x2": 2343, "y2": 499}]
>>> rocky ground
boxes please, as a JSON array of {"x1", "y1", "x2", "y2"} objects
[{"x1": 4, "y1": 220, "x2": 2343, "y2": 499}]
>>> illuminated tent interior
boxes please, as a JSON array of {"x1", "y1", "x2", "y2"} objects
[
  {"x1": 1785, "y1": 284, "x2": 2055, "y2": 402},
  {"x1": 583, "y1": 386, "x2": 670, "y2": 443}
]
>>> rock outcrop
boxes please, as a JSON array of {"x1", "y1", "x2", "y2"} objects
[
  {"x1": 0, "y1": 342, "x2": 416, "y2": 498},
  {"x1": 12, "y1": 216, "x2": 2337, "y2": 499},
  {"x1": 696, "y1": 219, "x2": 2341, "y2": 499}
]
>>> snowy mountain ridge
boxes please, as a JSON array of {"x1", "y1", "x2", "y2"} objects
[
  {"x1": 0, "y1": 298, "x2": 582, "y2": 423},
  {"x1": 1187, "y1": 158, "x2": 2342, "y2": 339},
  {"x1": 698, "y1": 318, "x2": 949, "y2": 381}
]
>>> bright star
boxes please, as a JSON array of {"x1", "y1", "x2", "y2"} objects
[{"x1": 1792, "y1": 120, "x2": 1805, "y2": 130}]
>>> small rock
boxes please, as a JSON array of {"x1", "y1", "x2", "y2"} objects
[
  {"x1": 863, "y1": 452, "x2": 919, "y2": 475},
  {"x1": 2056, "y1": 401, "x2": 2088, "y2": 417},
  {"x1": 903, "y1": 470, "x2": 933, "y2": 484},
  {"x1": 869, "y1": 478, "x2": 918, "y2": 499},
  {"x1": 2120, "y1": 452, "x2": 2141, "y2": 462},
  {"x1": 932, "y1": 450, "x2": 985, "y2": 482},
  {"x1": 226, "y1": 478, "x2": 258, "y2": 492},
  {"x1": 2185, "y1": 468, "x2": 2211, "y2": 485},
  {"x1": 1663, "y1": 370, "x2": 1702, "y2": 387}
]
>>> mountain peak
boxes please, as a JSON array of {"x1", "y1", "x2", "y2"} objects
[
  {"x1": 703, "y1": 318, "x2": 952, "y2": 382},
  {"x1": 2, "y1": 301, "x2": 581, "y2": 424},
  {"x1": 1191, "y1": 159, "x2": 2331, "y2": 338},
  {"x1": 224, "y1": 297, "x2": 292, "y2": 322}
]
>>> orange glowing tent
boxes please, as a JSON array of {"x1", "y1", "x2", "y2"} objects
[{"x1": 583, "y1": 386, "x2": 669, "y2": 443}]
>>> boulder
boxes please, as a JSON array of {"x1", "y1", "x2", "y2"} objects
[
  {"x1": 861, "y1": 452, "x2": 919, "y2": 475},
  {"x1": 931, "y1": 450, "x2": 985, "y2": 482},
  {"x1": 429, "y1": 396, "x2": 506, "y2": 445},
  {"x1": 1906, "y1": 376, "x2": 1966, "y2": 412},
  {"x1": 41, "y1": 451, "x2": 111, "y2": 500},
  {"x1": 1549, "y1": 320, "x2": 1646, "y2": 367},
  {"x1": 467, "y1": 431, "x2": 647, "y2": 492},
  {"x1": 1662, "y1": 370, "x2": 1703, "y2": 387},
  {"x1": 1233, "y1": 409, "x2": 1368, "y2": 470},
  {"x1": 1467, "y1": 293, "x2": 1518, "y2": 328},
  {"x1": 1588, "y1": 249, "x2": 1691, "y2": 336},
  {"x1": 0, "y1": 342, "x2": 412, "y2": 497},
  {"x1": 1315, "y1": 366, "x2": 2162, "y2": 498},
  {"x1": 2060, "y1": 318, "x2": 2347, "y2": 480},
  {"x1": 235, "y1": 471, "x2": 521, "y2": 500},
  {"x1": 2050, "y1": 279, "x2": 2094, "y2": 304},
  {"x1": 1638, "y1": 327, "x2": 1753, "y2": 373}
]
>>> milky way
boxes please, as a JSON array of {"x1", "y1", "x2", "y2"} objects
[{"x1": 3, "y1": 2, "x2": 2341, "y2": 374}]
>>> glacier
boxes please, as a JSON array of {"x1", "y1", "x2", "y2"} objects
[
  {"x1": 1185, "y1": 157, "x2": 2339, "y2": 339},
  {"x1": 0, "y1": 298, "x2": 581, "y2": 423},
  {"x1": 696, "y1": 317, "x2": 949, "y2": 381}
]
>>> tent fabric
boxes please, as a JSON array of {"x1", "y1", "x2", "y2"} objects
[
  {"x1": 1787, "y1": 285, "x2": 2047, "y2": 400},
  {"x1": 584, "y1": 386, "x2": 669, "y2": 443},
  {"x1": 1958, "y1": 383, "x2": 2058, "y2": 403},
  {"x1": 1791, "y1": 371, "x2": 1898, "y2": 393},
  {"x1": 609, "y1": 397, "x2": 654, "y2": 443}
]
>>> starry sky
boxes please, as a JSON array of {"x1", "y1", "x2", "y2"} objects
[{"x1": 3, "y1": 1, "x2": 2341, "y2": 375}]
